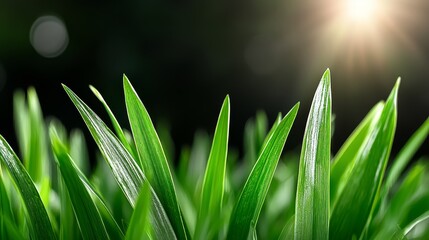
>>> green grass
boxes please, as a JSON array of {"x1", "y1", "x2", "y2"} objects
[{"x1": 1, "y1": 69, "x2": 429, "y2": 239}]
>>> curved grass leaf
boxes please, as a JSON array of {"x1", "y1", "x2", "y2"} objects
[
  {"x1": 382, "y1": 117, "x2": 429, "y2": 199},
  {"x1": 330, "y1": 79, "x2": 400, "y2": 239},
  {"x1": 27, "y1": 88, "x2": 48, "y2": 183},
  {"x1": 90, "y1": 85, "x2": 138, "y2": 160},
  {"x1": 0, "y1": 135, "x2": 55, "y2": 240},
  {"x1": 391, "y1": 210, "x2": 429, "y2": 239},
  {"x1": 403, "y1": 210, "x2": 429, "y2": 237},
  {"x1": 13, "y1": 90, "x2": 29, "y2": 161},
  {"x1": 226, "y1": 102, "x2": 299, "y2": 239},
  {"x1": 123, "y1": 75, "x2": 187, "y2": 239},
  {"x1": 1, "y1": 213, "x2": 25, "y2": 240},
  {"x1": 294, "y1": 69, "x2": 331, "y2": 240},
  {"x1": 261, "y1": 113, "x2": 282, "y2": 153},
  {"x1": 125, "y1": 182, "x2": 152, "y2": 240},
  {"x1": 66, "y1": 153, "x2": 124, "y2": 239},
  {"x1": 1, "y1": 169, "x2": 17, "y2": 240},
  {"x1": 0, "y1": 169, "x2": 14, "y2": 224},
  {"x1": 13, "y1": 89, "x2": 48, "y2": 183},
  {"x1": 195, "y1": 96, "x2": 230, "y2": 239},
  {"x1": 51, "y1": 128, "x2": 109, "y2": 240},
  {"x1": 82, "y1": 178, "x2": 125, "y2": 239},
  {"x1": 63, "y1": 84, "x2": 177, "y2": 239},
  {"x1": 58, "y1": 174, "x2": 79, "y2": 240},
  {"x1": 372, "y1": 118, "x2": 429, "y2": 232},
  {"x1": 278, "y1": 215, "x2": 295, "y2": 240},
  {"x1": 330, "y1": 102, "x2": 384, "y2": 208},
  {"x1": 70, "y1": 129, "x2": 90, "y2": 176},
  {"x1": 255, "y1": 111, "x2": 268, "y2": 155},
  {"x1": 373, "y1": 163, "x2": 425, "y2": 239}
]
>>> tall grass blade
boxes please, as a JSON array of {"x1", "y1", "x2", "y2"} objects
[
  {"x1": 125, "y1": 182, "x2": 152, "y2": 240},
  {"x1": 195, "y1": 96, "x2": 230, "y2": 239},
  {"x1": 0, "y1": 169, "x2": 14, "y2": 225},
  {"x1": 278, "y1": 215, "x2": 295, "y2": 240},
  {"x1": 58, "y1": 174, "x2": 79, "y2": 240},
  {"x1": 90, "y1": 85, "x2": 138, "y2": 159},
  {"x1": 13, "y1": 90, "x2": 29, "y2": 160},
  {"x1": 63, "y1": 84, "x2": 177, "y2": 239},
  {"x1": 123, "y1": 75, "x2": 187, "y2": 239},
  {"x1": 69, "y1": 129, "x2": 90, "y2": 176},
  {"x1": 294, "y1": 69, "x2": 331, "y2": 240},
  {"x1": 382, "y1": 117, "x2": 429, "y2": 198},
  {"x1": 0, "y1": 169, "x2": 16, "y2": 239},
  {"x1": 403, "y1": 210, "x2": 429, "y2": 237},
  {"x1": 373, "y1": 163, "x2": 425, "y2": 239},
  {"x1": 330, "y1": 102, "x2": 384, "y2": 208},
  {"x1": 226, "y1": 102, "x2": 299, "y2": 239},
  {"x1": 391, "y1": 210, "x2": 429, "y2": 239},
  {"x1": 1, "y1": 213, "x2": 25, "y2": 240},
  {"x1": 260, "y1": 113, "x2": 282, "y2": 153},
  {"x1": 51, "y1": 128, "x2": 109, "y2": 240},
  {"x1": 69, "y1": 157, "x2": 124, "y2": 239},
  {"x1": 27, "y1": 88, "x2": 48, "y2": 183},
  {"x1": 330, "y1": 79, "x2": 400, "y2": 239},
  {"x1": 0, "y1": 135, "x2": 55, "y2": 240}
]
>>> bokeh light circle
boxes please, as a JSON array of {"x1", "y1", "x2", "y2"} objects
[{"x1": 30, "y1": 16, "x2": 69, "y2": 58}]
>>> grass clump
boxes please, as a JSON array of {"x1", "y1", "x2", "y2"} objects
[{"x1": 1, "y1": 69, "x2": 429, "y2": 239}]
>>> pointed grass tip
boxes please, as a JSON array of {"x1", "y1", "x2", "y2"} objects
[
  {"x1": 322, "y1": 68, "x2": 331, "y2": 85},
  {"x1": 389, "y1": 77, "x2": 401, "y2": 105}
]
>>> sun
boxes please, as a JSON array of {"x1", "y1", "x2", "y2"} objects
[{"x1": 346, "y1": 0, "x2": 378, "y2": 23}]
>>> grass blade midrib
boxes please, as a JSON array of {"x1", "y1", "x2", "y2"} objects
[
  {"x1": 63, "y1": 84, "x2": 177, "y2": 239},
  {"x1": 51, "y1": 129, "x2": 109, "y2": 240},
  {"x1": 294, "y1": 69, "x2": 331, "y2": 240},
  {"x1": 195, "y1": 95, "x2": 230, "y2": 239},
  {"x1": 329, "y1": 79, "x2": 399, "y2": 239},
  {"x1": 123, "y1": 75, "x2": 187, "y2": 239},
  {"x1": 0, "y1": 135, "x2": 56, "y2": 240},
  {"x1": 226, "y1": 102, "x2": 299, "y2": 239}
]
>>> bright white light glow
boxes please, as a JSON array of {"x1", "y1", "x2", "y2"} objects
[{"x1": 346, "y1": 0, "x2": 377, "y2": 22}]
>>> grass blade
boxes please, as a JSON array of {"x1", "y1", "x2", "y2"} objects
[
  {"x1": 278, "y1": 215, "x2": 295, "y2": 240},
  {"x1": 0, "y1": 168, "x2": 17, "y2": 239},
  {"x1": 58, "y1": 174, "x2": 79, "y2": 240},
  {"x1": 330, "y1": 102, "x2": 384, "y2": 208},
  {"x1": 51, "y1": 127, "x2": 109, "y2": 240},
  {"x1": 195, "y1": 96, "x2": 230, "y2": 239},
  {"x1": 294, "y1": 69, "x2": 331, "y2": 240},
  {"x1": 1, "y1": 213, "x2": 26, "y2": 240},
  {"x1": 69, "y1": 129, "x2": 90, "y2": 176},
  {"x1": 260, "y1": 113, "x2": 282, "y2": 153},
  {"x1": 13, "y1": 90, "x2": 29, "y2": 161},
  {"x1": 0, "y1": 168, "x2": 14, "y2": 225},
  {"x1": 373, "y1": 163, "x2": 425, "y2": 239},
  {"x1": 0, "y1": 135, "x2": 55, "y2": 240},
  {"x1": 382, "y1": 117, "x2": 429, "y2": 198},
  {"x1": 63, "y1": 84, "x2": 177, "y2": 239},
  {"x1": 67, "y1": 154, "x2": 124, "y2": 239},
  {"x1": 123, "y1": 75, "x2": 187, "y2": 239},
  {"x1": 330, "y1": 79, "x2": 400, "y2": 239},
  {"x1": 90, "y1": 85, "x2": 139, "y2": 159},
  {"x1": 125, "y1": 182, "x2": 152, "y2": 240},
  {"x1": 402, "y1": 210, "x2": 429, "y2": 237},
  {"x1": 391, "y1": 210, "x2": 429, "y2": 239},
  {"x1": 27, "y1": 88, "x2": 48, "y2": 183},
  {"x1": 226, "y1": 102, "x2": 299, "y2": 239}
]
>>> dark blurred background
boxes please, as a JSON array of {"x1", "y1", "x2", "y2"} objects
[{"x1": 1, "y1": 0, "x2": 428, "y2": 161}]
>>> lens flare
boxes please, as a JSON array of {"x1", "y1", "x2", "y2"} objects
[{"x1": 346, "y1": 0, "x2": 377, "y2": 22}]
